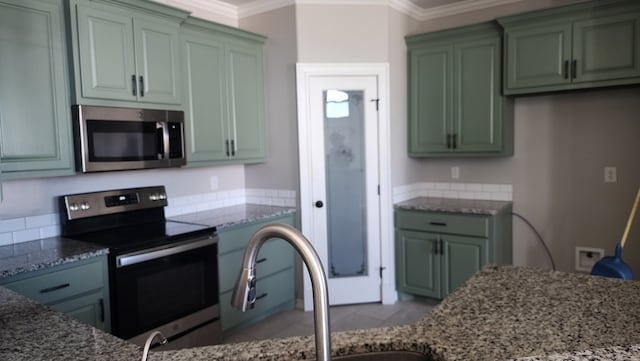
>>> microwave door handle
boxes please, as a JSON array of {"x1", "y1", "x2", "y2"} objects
[{"x1": 156, "y1": 122, "x2": 169, "y2": 160}]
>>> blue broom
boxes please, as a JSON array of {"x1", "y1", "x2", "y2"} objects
[{"x1": 591, "y1": 186, "x2": 639, "y2": 280}]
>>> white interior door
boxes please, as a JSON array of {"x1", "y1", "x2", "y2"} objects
[{"x1": 304, "y1": 75, "x2": 381, "y2": 306}]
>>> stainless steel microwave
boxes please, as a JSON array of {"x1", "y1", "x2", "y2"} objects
[{"x1": 72, "y1": 105, "x2": 186, "y2": 173}]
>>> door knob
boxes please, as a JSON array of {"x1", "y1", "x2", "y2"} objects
[{"x1": 315, "y1": 200, "x2": 324, "y2": 208}]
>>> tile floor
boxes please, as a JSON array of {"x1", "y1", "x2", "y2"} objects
[{"x1": 223, "y1": 298, "x2": 439, "y2": 344}]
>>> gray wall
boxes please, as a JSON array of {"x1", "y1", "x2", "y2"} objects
[
  {"x1": 388, "y1": 8, "x2": 423, "y2": 186},
  {"x1": 418, "y1": 88, "x2": 640, "y2": 275},
  {"x1": 296, "y1": 4, "x2": 389, "y2": 62},
  {"x1": 240, "y1": 6, "x2": 299, "y2": 192}
]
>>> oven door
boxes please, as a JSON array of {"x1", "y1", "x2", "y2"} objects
[{"x1": 111, "y1": 235, "x2": 219, "y2": 341}]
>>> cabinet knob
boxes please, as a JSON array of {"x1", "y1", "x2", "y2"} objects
[{"x1": 315, "y1": 200, "x2": 324, "y2": 208}]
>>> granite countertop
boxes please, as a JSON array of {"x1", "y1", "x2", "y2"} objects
[
  {"x1": 0, "y1": 204, "x2": 294, "y2": 280},
  {"x1": 3, "y1": 265, "x2": 640, "y2": 361},
  {"x1": 395, "y1": 197, "x2": 512, "y2": 215},
  {"x1": 169, "y1": 204, "x2": 296, "y2": 230},
  {"x1": 0, "y1": 237, "x2": 109, "y2": 279}
]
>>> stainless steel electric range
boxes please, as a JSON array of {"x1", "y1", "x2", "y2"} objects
[{"x1": 59, "y1": 186, "x2": 222, "y2": 349}]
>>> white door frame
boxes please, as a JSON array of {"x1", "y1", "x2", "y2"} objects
[{"x1": 296, "y1": 63, "x2": 397, "y2": 310}]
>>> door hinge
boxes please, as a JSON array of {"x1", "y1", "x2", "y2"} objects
[
  {"x1": 379, "y1": 266, "x2": 386, "y2": 279},
  {"x1": 370, "y1": 98, "x2": 380, "y2": 111}
]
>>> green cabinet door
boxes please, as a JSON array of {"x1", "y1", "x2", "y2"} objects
[
  {"x1": 180, "y1": 18, "x2": 267, "y2": 166},
  {"x1": 0, "y1": 0, "x2": 74, "y2": 177},
  {"x1": 455, "y1": 37, "x2": 503, "y2": 152},
  {"x1": 395, "y1": 230, "x2": 441, "y2": 298},
  {"x1": 76, "y1": 3, "x2": 137, "y2": 101},
  {"x1": 505, "y1": 23, "x2": 572, "y2": 90},
  {"x1": 573, "y1": 13, "x2": 640, "y2": 83},
  {"x1": 50, "y1": 291, "x2": 106, "y2": 330},
  {"x1": 440, "y1": 235, "x2": 488, "y2": 298},
  {"x1": 408, "y1": 45, "x2": 452, "y2": 154},
  {"x1": 227, "y1": 41, "x2": 266, "y2": 161},
  {"x1": 181, "y1": 30, "x2": 228, "y2": 162},
  {"x1": 133, "y1": 15, "x2": 181, "y2": 104}
]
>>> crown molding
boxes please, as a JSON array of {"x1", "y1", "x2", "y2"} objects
[
  {"x1": 164, "y1": 0, "x2": 529, "y2": 22},
  {"x1": 160, "y1": 0, "x2": 237, "y2": 20},
  {"x1": 415, "y1": 0, "x2": 527, "y2": 21},
  {"x1": 388, "y1": 0, "x2": 425, "y2": 18},
  {"x1": 239, "y1": 0, "x2": 295, "y2": 18}
]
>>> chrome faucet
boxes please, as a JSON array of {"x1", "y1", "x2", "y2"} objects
[
  {"x1": 231, "y1": 223, "x2": 332, "y2": 361},
  {"x1": 140, "y1": 330, "x2": 168, "y2": 361}
]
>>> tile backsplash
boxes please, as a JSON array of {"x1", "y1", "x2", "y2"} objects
[
  {"x1": 393, "y1": 182, "x2": 513, "y2": 203},
  {"x1": 0, "y1": 188, "x2": 296, "y2": 247}
]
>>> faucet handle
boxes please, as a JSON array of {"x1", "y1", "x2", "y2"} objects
[
  {"x1": 231, "y1": 268, "x2": 257, "y2": 311},
  {"x1": 247, "y1": 276, "x2": 257, "y2": 308}
]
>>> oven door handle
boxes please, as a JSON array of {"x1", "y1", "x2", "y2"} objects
[{"x1": 116, "y1": 236, "x2": 216, "y2": 268}]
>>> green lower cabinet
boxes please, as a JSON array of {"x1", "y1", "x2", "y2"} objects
[
  {"x1": 217, "y1": 214, "x2": 296, "y2": 332},
  {"x1": 407, "y1": 22, "x2": 513, "y2": 157},
  {"x1": 181, "y1": 18, "x2": 267, "y2": 166},
  {"x1": 0, "y1": 255, "x2": 111, "y2": 331},
  {"x1": 395, "y1": 207, "x2": 511, "y2": 299},
  {"x1": 0, "y1": 0, "x2": 75, "y2": 179},
  {"x1": 499, "y1": 0, "x2": 640, "y2": 95}
]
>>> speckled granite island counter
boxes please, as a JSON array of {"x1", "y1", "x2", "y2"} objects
[{"x1": 3, "y1": 264, "x2": 640, "y2": 360}]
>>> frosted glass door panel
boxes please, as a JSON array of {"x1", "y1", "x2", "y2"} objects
[{"x1": 324, "y1": 90, "x2": 368, "y2": 278}]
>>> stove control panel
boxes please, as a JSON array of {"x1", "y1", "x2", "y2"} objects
[{"x1": 61, "y1": 186, "x2": 168, "y2": 220}]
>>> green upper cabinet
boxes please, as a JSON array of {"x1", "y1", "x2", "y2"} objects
[
  {"x1": 181, "y1": 18, "x2": 266, "y2": 166},
  {"x1": 407, "y1": 22, "x2": 513, "y2": 157},
  {"x1": 499, "y1": 0, "x2": 640, "y2": 95},
  {"x1": 0, "y1": 0, "x2": 75, "y2": 178},
  {"x1": 68, "y1": 0, "x2": 188, "y2": 108}
]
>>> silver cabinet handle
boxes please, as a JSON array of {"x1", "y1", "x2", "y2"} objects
[
  {"x1": 132, "y1": 75, "x2": 137, "y2": 96},
  {"x1": 139, "y1": 75, "x2": 145, "y2": 97}
]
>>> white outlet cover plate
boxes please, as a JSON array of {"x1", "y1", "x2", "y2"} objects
[{"x1": 575, "y1": 246, "x2": 605, "y2": 272}]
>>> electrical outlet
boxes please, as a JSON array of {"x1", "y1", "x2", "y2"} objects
[
  {"x1": 210, "y1": 176, "x2": 219, "y2": 191},
  {"x1": 604, "y1": 167, "x2": 617, "y2": 183},
  {"x1": 451, "y1": 166, "x2": 460, "y2": 179},
  {"x1": 575, "y1": 247, "x2": 604, "y2": 272}
]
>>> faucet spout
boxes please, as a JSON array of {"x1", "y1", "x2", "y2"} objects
[
  {"x1": 231, "y1": 223, "x2": 331, "y2": 361},
  {"x1": 140, "y1": 330, "x2": 168, "y2": 361}
]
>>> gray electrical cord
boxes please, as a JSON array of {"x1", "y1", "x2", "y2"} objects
[{"x1": 511, "y1": 212, "x2": 557, "y2": 271}]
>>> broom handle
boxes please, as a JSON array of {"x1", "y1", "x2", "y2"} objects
[{"x1": 621, "y1": 186, "x2": 640, "y2": 248}]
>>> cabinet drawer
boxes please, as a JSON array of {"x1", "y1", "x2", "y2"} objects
[
  {"x1": 218, "y1": 238, "x2": 294, "y2": 293},
  {"x1": 220, "y1": 268, "x2": 294, "y2": 331},
  {"x1": 218, "y1": 215, "x2": 294, "y2": 254},
  {"x1": 3, "y1": 261, "x2": 104, "y2": 305},
  {"x1": 395, "y1": 210, "x2": 489, "y2": 237}
]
